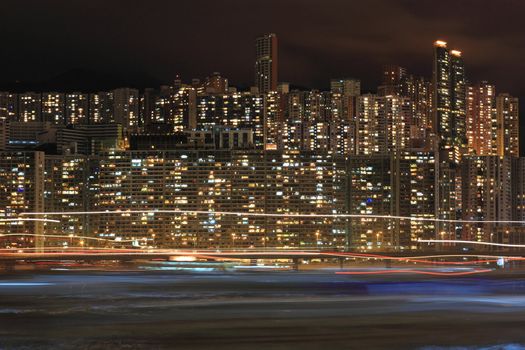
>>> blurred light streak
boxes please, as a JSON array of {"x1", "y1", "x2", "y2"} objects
[
  {"x1": 0, "y1": 218, "x2": 60, "y2": 223},
  {"x1": 335, "y1": 269, "x2": 493, "y2": 276},
  {"x1": 0, "y1": 233, "x2": 134, "y2": 242},
  {"x1": 419, "y1": 239, "x2": 525, "y2": 248},
  {"x1": 18, "y1": 209, "x2": 525, "y2": 225}
]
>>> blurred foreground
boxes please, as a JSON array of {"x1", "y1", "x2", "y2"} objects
[{"x1": 1, "y1": 261, "x2": 525, "y2": 349}]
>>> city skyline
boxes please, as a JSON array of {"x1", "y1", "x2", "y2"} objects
[
  {"x1": 4, "y1": 3, "x2": 525, "y2": 349},
  {"x1": 0, "y1": 33, "x2": 522, "y2": 251},
  {"x1": 2, "y1": 13, "x2": 525, "y2": 154},
  {"x1": 0, "y1": 1, "x2": 522, "y2": 92}
]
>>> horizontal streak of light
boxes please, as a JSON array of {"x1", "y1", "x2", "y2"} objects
[
  {"x1": 0, "y1": 248, "x2": 519, "y2": 259},
  {"x1": 322, "y1": 252, "x2": 499, "y2": 265},
  {"x1": 18, "y1": 209, "x2": 525, "y2": 225},
  {"x1": 419, "y1": 239, "x2": 525, "y2": 248},
  {"x1": 335, "y1": 269, "x2": 493, "y2": 276},
  {"x1": 0, "y1": 247, "x2": 139, "y2": 252},
  {"x1": 1, "y1": 249, "x2": 522, "y2": 266},
  {"x1": 0, "y1": 283, "x2": 54, "y2": 286},
  {"x1": 0, "y1": 233, "x2": 134, "y2": 242},
  {"x1": 0, "y1": 247, "x2": 243, "y2": 261},
  {"x1": 0, "y1": 218, "x2": 60, "y2": 223}
]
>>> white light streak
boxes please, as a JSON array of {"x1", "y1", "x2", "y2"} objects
[
  {"x1": 419, "y1": 239, "x2": 525, "y2": 248},
  {"x1": 0, "y1": 218, "x2": 60, "y2": 223},
  {"x1": 18, "y1": 209, "x2": 525, "y2": 225},
  {"x1": 0, "y1": 233, "x2": 134, "y2": 242}
]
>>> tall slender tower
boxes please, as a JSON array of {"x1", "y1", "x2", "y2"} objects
[
  {"x1": 450, "y1": 49, "x2": 467, "y2": 161},
  {"x1": 496, "y1": 93, "x2": 519, "y2": 157},
  {"x1": 255, "y1": 33, "x2": 278, "y2": 93},
  {"x1": 433, "y1": 41, "x2": 466, "y2": 163},
  {"x1": 432, "y1": 40, "x2": 467, "y2": 241}
]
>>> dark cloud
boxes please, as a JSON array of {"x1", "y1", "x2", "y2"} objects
[{"x1": 1, "y1": 0, "x2": 523, "y2": 90}]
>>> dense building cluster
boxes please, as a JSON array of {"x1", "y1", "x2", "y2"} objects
[{"x1": 0, "y1": 35, "x2": 522, "y2": 251}]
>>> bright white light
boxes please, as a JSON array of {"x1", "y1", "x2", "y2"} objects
[
  {"x1": 18, "y1": 209, "x2": 525, "y2": 225},
  {"x1": 0, "y1": 218, "x2": 60, "y2": 223},
  {"x1": 0, "y1": 233, "x2": 134, "y2": 242},
  {"x1": 419, "y1": 239, "x2": 525, "y2": 248}
]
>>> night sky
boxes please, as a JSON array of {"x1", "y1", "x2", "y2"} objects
[{"x1": 2, "y1": 0, "x2": 525, "y2": 149}]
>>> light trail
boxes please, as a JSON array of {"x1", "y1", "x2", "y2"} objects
[
  {"x1": 0, "y1": 247, "x2": 139, "y2": 252},
  {"x1": 0, "y1": 218, "x2": 60, "y2": 223},
  {"x1": 322, "y1": 252, "x2": 500, "y2": 265},
  {"x1": 0, "y1": 233, "x2": 134, "y2": 243},
  {"x1": 0, "y1": 247, "x2": 244, "y2": 261},
  {"x1": 419, "y1": 239, "x2": 525, "y2": 248},
  {"x1": 1, "y1": 248, "x2": 523, "y2": 266},
  {"x1": 335, "y1": 268, "x2": 493, "y2": 276},
  {"x1": 17, "y1": 209, "x2": 525, "y2": 225}
]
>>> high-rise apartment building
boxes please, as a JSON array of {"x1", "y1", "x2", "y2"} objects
[
  {"x1": 264, "y1": 91, "x2": 283, "y2": 150},
  {"x1": 433, "y1": 41, "x2": 466, "y2": 163},
  {"x1": 450, "y1": 49, "x2": 467, "y2": 160},
  {"x1": 462, "y1": 156, "x2": 512, "y2": 243},
  {"x1": 348, "y1": 154, "x2": 395, "y2": 250},
  {"x1": 18, "y1": 93, "x2": 42, "y2": 123},
  {"x1": 496, "y1": 93, "x2": 519, "y2": 157},
  {"x1": 89, "y1": 92, "x2": 114, "y2": 124},
  {"x1": 0, "y1": 92, "x2": 18, "y2": 121},
  {"x1": 355, "y1": 94, "x2": 412, "y2": 155},
  {"x1": 348, "y1": 152, "x2": 435, "y2": 250},
  {"x1": 466, "y1": 82, "x2": 496, "y2": 155},
  {"x1": 511, "y1": 158, "x2": 525, "y2": 245},
  {"x1": 43, "y1": 155, "x2": 90, "y2": 240},
  {"x1": 281, "y1": 90, "x2": 342, "y2": 152},
  {"x1": 378, "y1": 65, "x2": 432, "y2": 148},
  {"x1": 92, "y1": 149, "x2": 347, "y2": 249},
  {"x1": 432, "y1": 40, "x2": 466, "y2": 240},
  {"x1": 355, "y1": 94, "x2": 380, "y2": 155},
  {"x1": 65, "y1": 93, "x2": 89, "y2": 125},
  {"x1": 113, "y1": 88, "x2": 140, "y2": 132},
  {"x1": 195, "y1": 92, "x2": 264, "y2": 147},
  {"x1": 0, "y1": 151, "x2": 45, "y2": 249},
  {"x1": 41, "y1": 93, "x2": 65, "y2": 125},
  {"x1": 255, "y1": 33, "x2": 278, "y2": 93}
]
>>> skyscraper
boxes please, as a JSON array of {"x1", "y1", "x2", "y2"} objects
[
  {"x1": 0, "y1": 151, "x2": 45, "y2": 250},
  {"x1": 462, "y1": 156, "x2": 512, "y2": 243},
  {"x1": 65, "y1": 93, "x2": 89, "y2": 125},
  {"x1": 432, "y1": 41, "x2": 466, "y2": 163},
  {"x1": 113, "y1": 88, "x2": 140, "y2": 132},
  {"x1": 89, "y1": 92, "x2": 114, "y2": 124},
  {"x1": 41, "y1": 92, "x2": 65, "y2": 125},
  {"x1": 18, "y1": 93, "x2": 41, "y2": 123},
  {"x1": 496, "y1": 93, "x2": 519, "y2": 157},
  {"x1": 432, "y1": 40, "x2": 467, "y2": 240},
  {"x1": 355, "y1": 94, "x2": 412, "y2": 155},
  {"x1": 466, "y1": 82, "x2": 496, "y2": 155},
  {"x1": 255, "y1": 33, "x2": 278, "y2": 93},
  {"x1": 0, "y1": 92, "x2": 18, "y2": 121},
  {"x1": 450, "y1": 49, "x2": 467, "y2": 160}
]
